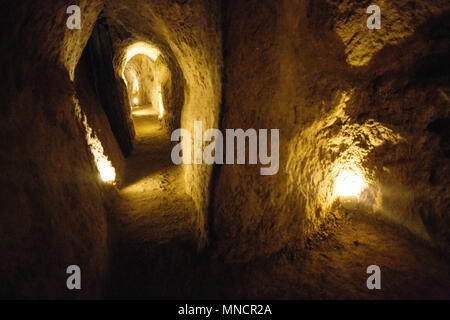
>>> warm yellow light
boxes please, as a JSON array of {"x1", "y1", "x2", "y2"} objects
[
  {"x1": 74, "y1": 97, "x2": 116, "y2": 184},
  {"x1": 157, "y1": 86, "x2": 164, "y2": 119},
  {"x1": 96, "y1": 154, "x2": 117, "y2": 183},
  {"x1": 82, "y1": 117, "x2": 116, "y2": 183},
  {"x1": 333, "y1": 168, "x2": 365, "y2": 198},
  {"x1": 122, "y1": 72, "x2": 128, "y2": 87},
  {"x1": 133, "y1": 97, "x2": 139, "y2": 105},
  {"x1": 125, "y1": 42, "x2": 160, "y2": 65}
]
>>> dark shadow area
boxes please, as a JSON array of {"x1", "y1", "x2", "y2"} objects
[
  {"x1": 427, "y1": 117, "x2": 450, "y2": 158},
  {"x1": 84, "y1": 16, "x2": 135, "y2": 157}
]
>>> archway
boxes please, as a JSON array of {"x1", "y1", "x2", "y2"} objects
[{"x1": 120, "y1": 42, "x2": 165, "y2": 122}]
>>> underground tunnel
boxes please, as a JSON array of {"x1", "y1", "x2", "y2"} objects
[{"x1": 0, "y1": 0, "x2": 449, "y2": 301}]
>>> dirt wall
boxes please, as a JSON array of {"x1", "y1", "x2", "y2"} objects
[
  {"x1": 0, "y1": 0, "x2": 111, "y2": 298},
  {"x1": 212, "y1": 0, "x2": 450, "y2": 262}
]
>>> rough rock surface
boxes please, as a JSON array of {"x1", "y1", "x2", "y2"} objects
[
  {"x1": 1, "y1": 0, "x2": 222, "y2": 297},
  {"x1": 123, "y1": 55, "x2": 158, "y2": 109},
  {"x1": 105, "y1": 0, "x2": 223, "y2": 247},
  {"x1": 1, "y1": 0, "x2": 449, "y2": 298},
  {"x1": 212, "y1": 0, "x2": 450, "y2": 262},
  {"x1": 0, "y1": 0, "x2": 108, "y2": 298}
]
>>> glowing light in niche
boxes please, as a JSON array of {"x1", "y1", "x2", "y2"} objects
[
  {"x1": 157, "y1": 85, "x2": 164, "y2": 119},
  {"x1": 84, "y1": 119, "x2": 116, "y2": 183},
  {"x1": 133, "y1": 97, "x2": 139, "y2": 105},
  {"x1": 74, "y1": 97, "x2": 116, "y2": 184},
  {"x1": 333, "y1": 168, "x2": 366, "y2": 198}
]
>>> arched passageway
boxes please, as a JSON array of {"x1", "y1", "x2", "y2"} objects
[{"x1": 82, "y1": 23, "x2": 202, "y2": 297}]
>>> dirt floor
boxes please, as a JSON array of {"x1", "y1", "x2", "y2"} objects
[
  {"x1": 113, "y1": 105, "x2": 196, "y2": 246},
  {"x1": 108, "y1": 106, "x2": 450, "y2": 299}
]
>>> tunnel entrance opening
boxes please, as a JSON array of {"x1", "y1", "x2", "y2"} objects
[
  {"x1": 120, "y1": 43, "x2": 165, "y2": 130},
  {"x1": 113, "y1": 37, "x2": 185, "y2": 136},
  {"x1": 122, "y1": 54, "x2": 163, "y2": 137}
]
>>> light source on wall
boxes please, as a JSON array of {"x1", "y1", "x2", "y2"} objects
[
  {"x1": 73, "y1": 97, "x2": 116, "y2": 184},
  {"x1": 133, "y1": 97, "x2": 139, "y2": 105},
  {"x1": 333, "y1": 167, "x2": 366, "y2": 199},
  {"x1": 93, "y1": 145, "x2": 117, "y2": 183},
  {"x1": 82, "y1": 116, "x2": 116, "y2": 184},
  {"x1": 157, "y1": 85, "x2": 164, "y2": 119}
]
